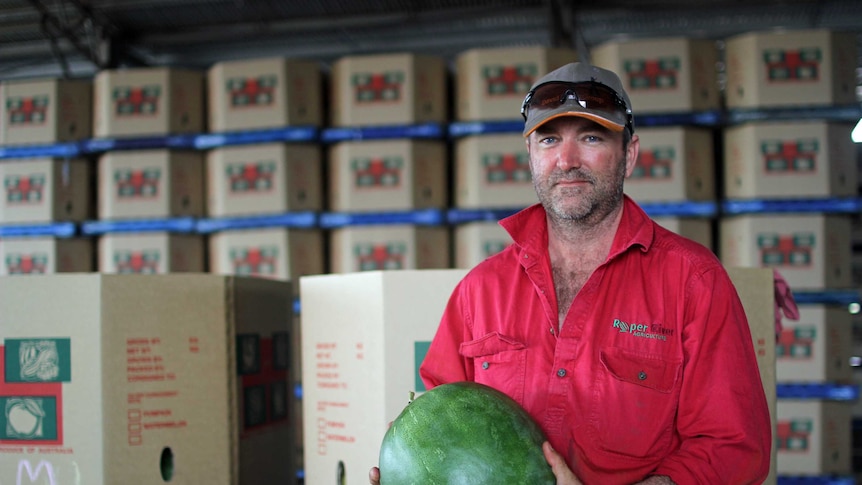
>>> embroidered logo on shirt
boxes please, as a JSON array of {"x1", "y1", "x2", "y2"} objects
[{"x1": 612, "y1": 319, "x2": 673, "y2": 341}]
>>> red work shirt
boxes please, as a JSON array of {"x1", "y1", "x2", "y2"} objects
[{"x1": 420, "y1": 197, "x2": 771, "y2": 485}]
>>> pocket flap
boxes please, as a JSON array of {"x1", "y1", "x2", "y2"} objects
[
  {"x1": 600, "y1": 347, "x2": 680, "y2": 393},
  {"x1": 459, "y1": 332, "x2": 526, "y2": 358}
]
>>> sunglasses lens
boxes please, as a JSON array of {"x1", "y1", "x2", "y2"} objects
[{"x1": 524, "y1": 82, "x2": 626, "y2": 119}]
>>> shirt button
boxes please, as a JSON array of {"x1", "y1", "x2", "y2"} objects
[
  {"x1": 482, "y1": 361, "x2": 490, "y2": 370},
  {"x1": 638, "y1": 371, "x2": 647, "y2": 380},
  {"x1": 557, "y1": 368, "x2": 566, "y2": 378}
]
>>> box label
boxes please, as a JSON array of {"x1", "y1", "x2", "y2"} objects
[
  {"x1": 483, "y1": 152, "x2": 530, "y2": 184},
  {"x1": 763, "y1": 47, "x2": 821, "y2": 82},
  {"x1": 353, "y1": 243, "x2": 406, "y2": 271},
  {"x1": 227, "y1": 75, "x2": 277, "y2": 108},
  {"x1": 6, "y1": 96, "x2": 48, "y2": 126},
  {"x1": 114, "y1": 250, "x2": 161, "y2": 274},
  {"x1": 227, "y1": 161, "x2": 275, "y2": 193},
  {"x1": 761, "y1": 139, "x2": 818, "y2": 174},
  {"x1": 413, "y1": 341, "x2": 430, "y2": 392},
  {"x1": 352, "y1": 71, "x2": 404, "y2": 103},
  {"x1": 777, "y1": 327, "x2": 816, "y2": 360},
  {"x1": 352, "y1": 157, "x2": 402, "y2": 188},
  {"x1": 113, "y1": 85, "x2": 161, "y2": 116},
  {"x1": 4, "y1": 253, "x2": 49, "y2": 275},
  {"x1": 4, "y1": 174, "x2": 45, "y2": 204},
  {"x1": 237, "y1": 334, "x2": 290, "y2": 434},
  {"x1": 115, "y1": 168, "x2": 161, "y2": 198},
  {"x1": 230, "y1": 246, "x2": 279, "y2": 277},
  {"x1": 633, "y1": 147, "x2": 675, "y2": 180},
  {"x1": 776, "y1": 418, "x2": 812, "y2": 452},
  {"x1": 482, "y1": 64, "x2": 537, "y2": 96},
  {"x1": 757, "y1": 232, "x2": 815, "y2": 267},
  {"x1": 624, "y1": 57, "x2": 681, "y2": 90}
]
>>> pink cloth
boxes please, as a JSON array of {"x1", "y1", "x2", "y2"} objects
[{"x1": 773, "y1": 269, "x2": 800, "y2": 339}]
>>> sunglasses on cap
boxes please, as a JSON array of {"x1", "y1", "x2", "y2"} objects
[{"x1": 520, "y1": 81, "x2": 633, "y2": 134}]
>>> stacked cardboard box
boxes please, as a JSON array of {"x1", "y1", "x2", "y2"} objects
[
  {"x1": 453, "y1": 221, "x2": 512, "y2": 269},
  {"x1": 0, "y1": 78, "x2": 92, "y2": 145}
]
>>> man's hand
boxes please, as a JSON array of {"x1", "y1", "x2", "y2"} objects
[
  {"x1": 369, "y1": 466, "x2": 380, "y2": 485},
  {"x1": 543, "y1": 441, "x2": 583, "y2": 485}
]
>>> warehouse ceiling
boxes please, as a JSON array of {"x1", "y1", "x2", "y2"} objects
[{"x1": 0, "y1": 0, "x2": 861, "y2": 81}]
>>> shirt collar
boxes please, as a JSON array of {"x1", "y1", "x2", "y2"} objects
[{"x1": 500, "y1": 195, "x2": 654, "y2": 258}]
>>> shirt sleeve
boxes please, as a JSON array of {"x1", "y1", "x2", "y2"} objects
[
  {"x1": 652, "y1": 266, "x2": 772, "y2": 484},
  {"x1": 419, "y1": 279, "x2": 474, "y2": 389}
]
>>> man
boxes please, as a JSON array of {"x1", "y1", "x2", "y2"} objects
[{"x1": 371, "y1": 62, "x2": 771, "y2": 484}]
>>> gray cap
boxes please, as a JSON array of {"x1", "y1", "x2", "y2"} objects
[{"x1": 522, "y1": 62, "x2": 633, "y2": 137}]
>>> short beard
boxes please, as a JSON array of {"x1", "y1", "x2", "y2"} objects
[{"x1": 537, "y1": 158, "x2": 627, "y2": 227}]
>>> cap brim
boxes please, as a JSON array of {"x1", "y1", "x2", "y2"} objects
[{"x1": 523, "y1": 110, "x2": 625, "y2": 137}]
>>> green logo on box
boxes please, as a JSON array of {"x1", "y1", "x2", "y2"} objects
[
  {"x1": 0, "y1": 396, "x2": 59, "y2": 440},
  {"x1": 4, "y1": 339, "x2": 71, "y2": 383},
  {"x1": 414, "y1": 341, "x2": 431, "y2": 393}
]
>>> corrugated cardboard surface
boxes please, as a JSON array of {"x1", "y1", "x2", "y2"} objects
[
  {"x1": 454, "y1": 133, "x2": 536, "y2": 209},
  {"x1": 98, "y1": 233, "x2": 205, "y2": 274},
  {"x1": 725, "y1": 29, "x2": 857, "y2": 108},
  {"x1": 453, "y1": 220, "x2": 512, "y2": 269},
  {"x1": 455, "y1": 46, "x2": 577, "y2": 121},
  {"x1": 206, "y1": 142, "x2": 323, "y2": 217},
  {"x1": 591, "y1": 36, "x2": 720, "y2": 113},
  {"x1": 98, "y1": 149, "x2": 204, "y2": 220},
  {"x1": 0, "y1": 157, "x2": 92, "y2": 224},
  {"x1": 626, "y1": 126, "x2": 715, "y2": 202},
  {"x1": 776, "y1": 305, "x2": 853, "y2": 383},
  {"x1": 329, "y1": 225, "x2": 450, "y2": 273},
  {"x1": 0, "y1": 78, "x2": 92, "y2": 145},
  {"x1": 652, "y1": 216, "x2": 713, "y2": 252},
  {"x1": 299, "y1": 269, "x2": 468, "y2": 485},
  {"x1": 0, "y1": 274, "x2": 295, "y2": 484},
  {"x1": 207, "y1": 57, "x2": 323, "y2": 132},
  {"x1": 776, "y1": 400, "x2": 852, "y2": 474},
  {"x1": 723, "y1": 121, "x2": 857, "y2": 199},
  {"x1": 0, "y1": 236, "x2": 94, "y2": 274}
]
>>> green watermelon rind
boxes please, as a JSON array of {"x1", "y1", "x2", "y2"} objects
[{"x1": 378, "y1": 381, "x2": 556, "y2": 485}]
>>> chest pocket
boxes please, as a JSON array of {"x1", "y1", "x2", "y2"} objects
[
  {"x1": 459, "y1": 332, "x2": 527, "y2": 404},
  {"x1": 588, "y1": 347, "x2": 681, "y2": 460}
]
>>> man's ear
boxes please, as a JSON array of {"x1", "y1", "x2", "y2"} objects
[{"x1": 624, "y1": 134, "x2": 640, "y2": 178}]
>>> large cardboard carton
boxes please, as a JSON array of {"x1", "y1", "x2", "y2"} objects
[
  {"x1": 329, "y1": 225, "x2": 450, "y2": 273},
  {"x1": 454, "y1": 133, "x2": 536, "y2": 209},
  {"x1": 207, "y1": 57, "x2": 323, "y2": 132},
  {"x1": 97, "y1": 233, "x2": 204, "y2": 274},
  {"x1": 720, "y1": 214, "x2": 852, "y2": 289},
  {"x1": 0, "y1": 274, "x2": 295, "y2": 484},
  {"x1": 453, "y1": 221, "x2": 512, "y2": 269},
  {"x1": 206, "y1": 143, "x2": 322, "y2": 217},
  {"x1": 724, "y1": 121, "x2": 857, "y2": 199},
  {"x1": 0, "y1": 236, "x2": 93, "y2": 274},
  {"x1": 98, "y1": 149, "x2": 204, "y2": 220},
  {"x1": 652, "y1": 216, "x2": 713, "y2": 252},
  {"x1": 299, "y1": 269, "x2": 469, "y2": 484},
  {"x1": 626, "y1": 126, "x2": 715, "y2": 202},
  {"x1": 725, "y1": 267, "x2": 777, "y2": 484},
  {"x1": 776, "y1": 400, "x2": 852, "y2": 475},
  {"x1": 455, "y1": 46, "x2": 576, "y2": 121},
  {"x1": 93, "y1": 67, "x2": 204, "y2": 137},
  {"x1": 0, "y1": 157, "x2": 91, "y2": 223},
  {"x1": 0, "y1": 77, "x2": 91, "y2": 145},
  {"x1": 725, "y1": 29, "x2": 857, "y2": 108},
  {"x1": 590, "y1": 37, "x2": 720, "y2": 113},
  {"x1": 330, "y1": 53, "x2": 448, "y2": 127},
  {"x1": 328, "y1": 140, "x2": 447, "y2": 212},
  {"x1": 208, "y1": 227, "x2": 325, "y2": 294},
  {"x1": 776, "y1": 305, "x2": 853, "y2": 383}
]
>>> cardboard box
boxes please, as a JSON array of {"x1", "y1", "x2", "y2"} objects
[
  {"x1": 720, "y1": 214, "x2": 852, "y2": 290},
  {"x1": 98, "y1": 233, "x2": 204, "y2": 274},
  {"x1": 207, "y1": 57, "x2": 323, "y2": 132},
  {"x1": 725, "y1": 267, "x2": 777, "y2": 484},
  {"x1": 626, "y1": 126, "x2": 715, "y2": 202},
  {"x1": 0, "y1": 157, "x2": 91, "y2": 223},
  {"x1": 208, "y1": 227, "x2": 325, "y2": 293},
  {"x1": 207, "y1": 143, "x2": 322, "y2": 217},
  {"x1": 0, "y1": 77, "x2": 91, "y2": 145},
  {"x1": 455, "y1": 46, "x2": 577, "y2": 121},
  {"x1": 725, "y1": 29, "x2": 857, "y2": 109},
  {"x1": 724, "y1": 121, "x2": 857, "y2": 199},
  {"x1": 453, "y1": 221, "x2": 512, "y2": 269},
  {"x1": 330, "y1": 53, "x2": 448, "y2": 127},
  {"x1": 0, "y1": 274, "x2": 295, "y2": 484},
  {"x1": 776, "y1": 305, "x2": 853, "y2": 383},
  {"x1": 329, "y1": 225, "x2": 450, "y2": 273},
  {"x1": 328, "y1": 140, "x2": 447, "y2": 212},
  {"x1": 299, "y1": 269, "x2": 469, "y2": 484},
  {"x1": 93, "y1": 67, "x2": 204, "y2": 137},
  {"x1": 98, "y1": 149, "x2": 204, "y2": 220},
  {"x1": 454, "y1": 133, "x2": 536, "y2": 209},
  {"x1": 652, "y1": 216, "x2": 713, "y2": 252},
  {"x1": 776, "y1": 400, "x2": 852, "y2": 475},
  {"x1": 590, "y1": 37, "x2": 720, "y2": 113},
  {"x1": 0, "y1": 236, "x2": 93, "y2": 274}
]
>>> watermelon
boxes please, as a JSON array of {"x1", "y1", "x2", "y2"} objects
[{"x1": 378, "y1": 381, "x2": 555, "y2": 485}]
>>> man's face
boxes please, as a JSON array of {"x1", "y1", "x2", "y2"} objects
[{"x1": 526, "y1": 116, "x2": 638, "y2": 225}]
